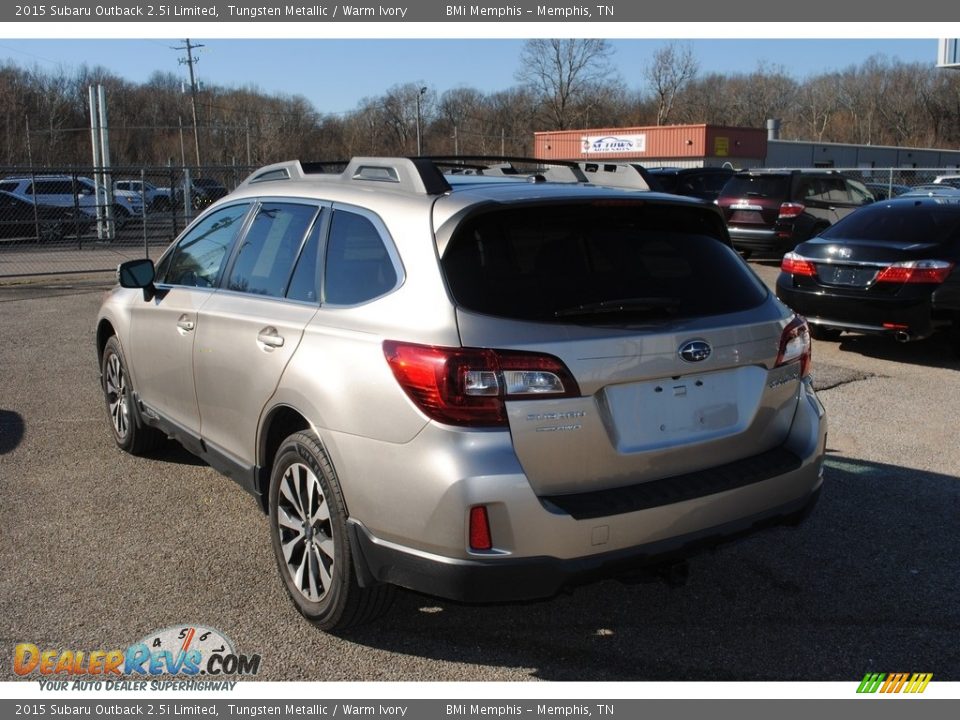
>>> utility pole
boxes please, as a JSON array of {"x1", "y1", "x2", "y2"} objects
[
  {"x1": 172, "y1": 39, "x2": 204, "y2": 168},
  {"x1": 415, "y1": 86, "x2": 426, "y2": 156}
]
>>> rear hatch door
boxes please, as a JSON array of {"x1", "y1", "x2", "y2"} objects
[
  {"x1": 439, "y1": 198, "x2": 803, "y2": 497},
  {"x1": 717, "y1": 174, "x2": 791, "y2": 229}
]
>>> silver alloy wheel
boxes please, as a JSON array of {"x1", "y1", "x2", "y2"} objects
[
  {"x1": 104, "y1": 352, "x2": 129, "y2": 440},
  {"x1": 276, "y1": 462, "x2": 335, "y2": 602}
]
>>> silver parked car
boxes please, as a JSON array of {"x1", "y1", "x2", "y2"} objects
[{"x1": 96, "y1": 157, "x2": 826, "y2": 630}]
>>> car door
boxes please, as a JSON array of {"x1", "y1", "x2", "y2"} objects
[
  {"x1": 127, "y1": 202, "x2": 253, "y2": 435},
  {"x1": 192, "y1": 201, "x2": 325, "y2": 472}
]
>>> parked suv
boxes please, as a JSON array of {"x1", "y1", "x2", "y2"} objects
[
  {"x1": 114, "y1": 179, "x2": 172, "y2": 211},
  {"x1": 0, "y1": 175, "x2": 144, "y2": 224},
  {"x1": 716, "y1": 169, "x2": 874, "y2": 257},
  {"x1": 97, "y1": 157, "x2": 826, "y2": 630},
  {"x1": 645, "y1": 166, "x2": 735, "y2": 202}
]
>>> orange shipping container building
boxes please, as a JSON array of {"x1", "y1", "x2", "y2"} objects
[{"x1": 534, "y1": 124, "x2": 768, "y2": 168}]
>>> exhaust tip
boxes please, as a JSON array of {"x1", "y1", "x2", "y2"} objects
[{"x1": 894, "y1": 330, "x2": 911, "y2": 343}]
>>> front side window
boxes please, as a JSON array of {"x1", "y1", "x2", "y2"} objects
[
  {"x1": 161, "y1": 203, "x2": 251, "y2": 288},
  {"x1": 226, "y1": 202, "x2": 318, "y2": 297},
  {"x1": 323, "y1": 210, "x2": 399, "y2": 305}
]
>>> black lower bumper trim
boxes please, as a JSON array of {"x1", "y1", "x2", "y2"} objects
[{"x1": 542, "y1": 446, "x2": 803, "y2": 520}]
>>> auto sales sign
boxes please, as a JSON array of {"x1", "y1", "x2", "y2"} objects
[{"x1": 582, "y1": 135, "x2": 646, "y2": 154}]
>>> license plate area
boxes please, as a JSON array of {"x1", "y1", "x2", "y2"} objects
[
  {"x1": 600, "y1": 366, "x2": 764, "y2": 453},
  {"x1": 816, "y1": 264, "x2": 877, "y2": 287},
  {"x1": 729, "y1": 210, "x2": 764, "y2": 224}
]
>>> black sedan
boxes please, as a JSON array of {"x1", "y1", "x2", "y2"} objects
[
  {"x1": 0, "y1": 190, "x2": 88, "y2": 242},
  {"x1": 776, "y1": 195, "x2": 960, "y2": 348}
]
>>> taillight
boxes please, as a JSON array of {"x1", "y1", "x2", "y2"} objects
[
  {"x1": 874, "y1": 260, "x2": 954, "y2": 285},
  {"x1": 778, "y1": 202, "x2": 806, "y2": 219},
  {"x1": 775, "y1": 316, "x2": 812, "y2": 379},
  {"x1": 468, "y1": 506, "x2": 492, "y2": 551},
  {"x1": 781, "y1": 252, "x2": 817, "y2": 277},
  {"x1": 383, "y1": 341, "x2": 581, "y2": 427}
]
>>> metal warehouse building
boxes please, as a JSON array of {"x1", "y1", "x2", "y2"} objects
[{"x1": 534, "y1": 123, "x2": 960, "y2": 170}]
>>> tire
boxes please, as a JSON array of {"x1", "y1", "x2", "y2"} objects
[
  {"x1": 101, "y1": 336, "x2": 164, "y2": 455},
  {"x1": 268, "y1": 431, "x2": 394, "y2": 631},
  {"x1": 36, "y1": 221, "x2": 62, "y2": 243}
]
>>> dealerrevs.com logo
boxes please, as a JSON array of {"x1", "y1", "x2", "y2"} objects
[
  {"x1": 857, "y1": 673, "x2": 933, "y2": 694},
  {"x1": 14, "y1": 625, "x2": 260, "y2": 689}
]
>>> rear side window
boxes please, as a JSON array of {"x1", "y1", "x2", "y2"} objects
[
  {"x1": 323, "y1": 211, "x2": 399, "y2": 305},
  {"x1": 286, "y1": 217, "x2": 324, "y2": 303},
  {"x1": 442, "y1": 203, "x2": 767, "y2": 324},
  {"x1": 29, "y1": 180, "x2": 75, "y2": 195},
  {"x1": 821, "y1": 204, "x2": 960, "y2": 246},
  {"x1": 847, "y1": 179, "x2": 874, "y2": 204}
]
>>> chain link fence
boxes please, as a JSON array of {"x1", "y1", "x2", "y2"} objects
[
  {"x1": 2, "y1": 164, "x2": 959, "y2": 280},
  {"x1": 0, "y1": 165, "x2": 255, "y2": 279},
  {"x1": 834, "y1": 167, "x2": 960, "y2": 199}
]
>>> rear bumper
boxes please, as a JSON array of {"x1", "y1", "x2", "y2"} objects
[
  {"x1": 348, "y1": 484, "x2": 822, "y2": 603},
  {"x1": 777, "y1": 277, "x2": 941, "y2": 339},
  {"x1": 346, "y1": 379, "x2": 827, "y2": 603},
  {"x1": 728, "y1": 225, "x2": 805, "y2": 255}
]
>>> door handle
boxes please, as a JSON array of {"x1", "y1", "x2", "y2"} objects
[
  {"x1": 176, "y1": 315, "x2": 195, "y2": 332},
  {"x1": 257, "y1": 327, "x2": 285, "y2": 348}
]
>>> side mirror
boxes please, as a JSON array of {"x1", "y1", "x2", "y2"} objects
[{"x1": 117, "y1": 258, "x2": 156, "y2": 300}]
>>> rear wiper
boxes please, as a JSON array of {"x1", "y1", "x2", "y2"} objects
[{"x1": 554, "y1": 297, "x2": 680, "y2": 319}]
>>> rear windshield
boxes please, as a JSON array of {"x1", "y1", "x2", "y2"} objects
[
  {"x1": 722, "y1": 175, "x2": 790, "y2": 199},
  {"x1": 821, "y1": 203, "x2": 960, "y2": 245},
  {"x1": 441, "y1": 203, "x2": 767, "y2": 324}
]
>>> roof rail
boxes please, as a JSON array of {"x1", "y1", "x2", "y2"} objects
[
  {"x1": 421, "y1": 155, "x2": 590, "y2": 183},
  {"x1": 238, "y1": 155, "x2": 660, "y2": 195},
  {"x1": 572, "y1": 161, "x2": 652, "y2": 191},
  {"x1": 237, "y1": 157, "x2": 452, "y2": 195}
]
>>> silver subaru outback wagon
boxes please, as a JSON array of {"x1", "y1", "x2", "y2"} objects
[{"x1": 96, "y1": 157, "x2": 826, "y2": 631}]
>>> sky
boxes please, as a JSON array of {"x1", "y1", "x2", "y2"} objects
[{"x1": 0, "y1": 37, "x2": 944, "y2": 116}]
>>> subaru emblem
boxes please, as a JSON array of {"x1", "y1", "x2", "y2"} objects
[{"x1": 679, "y1": 340, "x2": 711, "y2": 363}]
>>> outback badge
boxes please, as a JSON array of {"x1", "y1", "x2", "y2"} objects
[{"x1": 679, "y1": 339, "x2": 711, "y2": 363}]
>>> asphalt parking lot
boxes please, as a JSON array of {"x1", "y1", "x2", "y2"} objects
[{"x1": 1, "y1": 264, "x2": 958, "y2": 682}]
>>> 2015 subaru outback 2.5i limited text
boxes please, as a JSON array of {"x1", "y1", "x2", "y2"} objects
[{"x1": 97, "y1": 157, "x2": 826, "y2": 631}]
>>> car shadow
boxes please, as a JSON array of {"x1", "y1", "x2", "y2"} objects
[
  {"x1": 828, "y1": 330, "x2": 960, "y2": 371},
  {"x1": 0, "y1": 409, "x2": 25, "y2": 454},
  {"x1": 142, "y1": 437, "x2": 208, "y2": 467},
  {"x1": 325, "y1": 456, "x2": 960, "y2": 681}
]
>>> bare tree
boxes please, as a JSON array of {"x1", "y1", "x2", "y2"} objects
[
  {"x1": 437, "y1": 87, "x2": 485, "y2": 154},
  {"x1": 646, "y1": 42, "x2": 698, "y2": 126},
  {"x1": 516, "y1": 39, "x2": 617, "y2": 130},
  {"x1": 795, "y1": 74, "x2": 839, "y2": 143}
]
